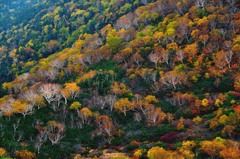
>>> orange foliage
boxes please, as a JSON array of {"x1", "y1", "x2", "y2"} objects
[
  {"x1": 15, "y1": 150, "x2": 36, "y2": 159},
  {"x1": 111, "y1": 82, "x2": 132, "y2": 96},
  {"x1": 0, "y1": 147, "x2": 7, "y2": 157},
  {"x1": 95, "y1": 115, "x2": 115, "y2": 136},
  {"x1": 77, "y1": 70, "x2": 97, "y2": 83}
]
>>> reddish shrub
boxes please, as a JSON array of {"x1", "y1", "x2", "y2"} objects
[{"x1": 160, "y1": 132, "x2": 178, "y2": 143}]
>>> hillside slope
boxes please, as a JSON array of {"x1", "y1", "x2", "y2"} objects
[
  {"x1": 0, "y1": 0, "x2": 147, "y2": 93},
  {"x1": 0, "y1": 0, "x2": 240, "y2": 158}
]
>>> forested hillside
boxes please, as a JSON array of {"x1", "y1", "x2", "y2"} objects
[
  {"x1": 0, "y1": 0, "x2": 144, "y2": 95},
  {"x1": 0, "y1": 0, "x2": 240, "y2": 158}
]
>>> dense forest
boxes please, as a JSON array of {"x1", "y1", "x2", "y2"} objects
[{"x1": 0, "y1": 0, "x2": 240, "y2": 158}]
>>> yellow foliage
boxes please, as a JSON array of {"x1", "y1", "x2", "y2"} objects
[
  {"x1": 183, "y1": 43, "x2": 197, "y2": 57},
  {"x1": 133, "y1": 149, "x2": 142, "y2": 157},
  {"x1": 165, "y1": 28, "x2": 176, "y2": 36},
  {"x1": 190, "y1": 76, "x2": 198, "y2": 82},
  {"x1": 230, "y1": 100, "x2": 235, "y2": 105},
  {"x1": 197, "y1": 17, "x2": 209, "y2": 27},
  {"x1": 11, "y1": 100, "x2": 27, "y2": 113},
  {"x1": 233, "y1": 35, "x2": 240, "y2": 44},
  {"x1": 178, "y1": 148, "x2": 195, "y2": 159},
  {"x1": 200, "y1": 137, "x2": 226, "y2": 157},
  {"x1": 177, "y1": 117, "x2": 185, "y2": 130},
  {"x1": 77, "y1": 70, "x2": 97, "y2": 83},
  {"x1": 0, "y1": 147, "x2": 7, "y2": 157},
  {"x1": 218, "y1": 115, "x2": 229, "y2": 125},
  {"x1": 70, "y1": 102, "x2": 82, "y2": 110},
  {"x1": 201, "y1": 98, "x2": 209, "y2": 107},
  {"x1": 144, "y1": 95, "x2": 159, "y2": 103},
  {"x1": 114, "y1": 98, "x2": 133, "y2": 116},
  {"x1": 73, "y1": 154, "x2": 82, "y2": 159},
  {"x1": 15, "y1": 150, "x2": 36, "y2": 159},
  {"x1": 191, "y1": 29, "x2": 200, "y2": 39},
  {"x1": 53, "y1": 6, "x2": 61, "y2": 15},
  {"x1": 181, "y1": 141, "x2": 196, "y2": 150},
  {"x1": 71, "y1": 9, "x2": 85, "y2": 16},
  {"x1": 2, "y1": 82, "x2": 12, "y2": 91},
  {"x1": 214, "y1": 99, "x2": 223, "y2": 107},
  {"x1": 204, "y1": 73, "x2": 210, "y2": 79},
  {"x1": 64, "y1": 83, "x2": 80, "y2": 96},
  {"x1": 166, "y1": 42, "x2": 178, "y2": 51},
  {"x1": 80, "y1": 107, "x2": 93, "y2": 118},
  {"x1": 192, "y1": 116, "x2": 202, "y2": 124},
  {"x1": 154, "y1": 32, "x2": 164, "y2": 42},
  {"x1": 23, "y1": 61, "x2": 35, "y2": 69},
  {"x1": 148, "y1": 146, "x2": 184, "y2": 159},
  {"x1": 108, "y1": 70, "x2": 115, "y2": 75},
  {"x1": 147, "y1": 147, "x2": 170, "y2": 159}
]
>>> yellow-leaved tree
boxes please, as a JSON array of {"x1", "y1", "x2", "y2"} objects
[{"x1": 114, "y1": 98, "x2": 133, "y2": 116}]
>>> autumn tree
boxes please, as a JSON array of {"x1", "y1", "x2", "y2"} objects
[
  {"x1": 35, "y1": 126, "x2": 48, "y2": 154},
  {"x1": 234, "y1": 74, "x2": 240, "y2": 92},
  {"x1": 22, "y1": 89, "x2": 45, "y2": 109},
  {"x1": 95, "y1": 115, "x2": 115, "y2": 137},
  {"x1": 0, "y1": 96, "x2": 14, "y2": 118},
  {"x1": 104, "y1": 94, "x2": 117, "y2": 111},
  {"x1": 166, "y1": 92, "x2": 194, "y2": 108},
  {"x1": 50, "y1": 58, "x2": 64, "y2": 70},
  {"x1": 147, "y1": 146, "x2": 183, "y2": 159},
  {"x1": 178, "y1": 140, "x2": 196, "y2": 159},
  {"x1": 70, "y1": 101, "x2": 82, "y2": 111},
  {"x1": 176, "y1": 117, "x2": 185, "y2": 130},
  {"x1": 154, "y1": 32, "x2": 164, "y2": 44},
  {"x1": 200, "y1": 137, "x2": 226, "y2": 157},
  {"x1": 183, "y1": 43, "x2": 198, "y2": 63},
  {"x1": 148, "y1": 52, "x2": 161, "y2": 69},
  {"x1": 45, "y1": 40, "x2": 60, "y2": 55},
  {"x1": 131, "y1": 53, "x2": 143, "y2": 67},
  {"x1": 223, "y1": 50, "x2": 234, "y2": 68},
  {"x1": 145, "y1": 107, "x2": 166, "y2": 125},
  {"x1": 114, "y1": 98, "x2": 133, "y2": 116},
  {"x1": 0, "y1": 147, "x2": 7, "y2": 157},
  {"x1": 11, "y1": 100, "x2": 34, "y2": 118},
  {"x1": 47, "y1": 120, "x2": 65, "y2": 145},
  {"x1": 136, "y1": 99, "x2": 150, "y2": 114},
  {"x1": 222, "y1": 122, "x2": 236, "y2": 136},
  {"x1": 15, "y1": 150, "x2": 36, "y2": 159},
  {"x1": 106, "y1": 30, "x2": 122, "y2": 52},
  {"x1": 63, "y1": 82, "x2": 80, "y2": 99},
  {"x1": 115, "y1": 14, "x2": 132, "y2": 30},
  {"x1": 160, "y1": 70, "x2": 187, "y2": 90},
  {"x1": 160, "y1": 48, "x2": 170, "y2": 65},
  {"x1": 77, "y1": 107, "x2": 93, "y2": 128},
  {"x1": 113, "y1": 47, "x2": 132, "y2": 65},
  {"x1": 38, "y1": 83, "x2": 62, "y2": 104},
  {"x1": 111, "y1": 82, "x2": 132, "y2": 96},
  {"x1": 147, "y1": 146, "x2": 169, "y2": 159},
  {"x1": 199, "y1": 34, "x2": 209, "y2": 47},
  {"x1": 220, "y1": 148, "x2": 240, "y2": 159},
  {"x1": 175, "y1": 49, "x2": 185, "y2": 63},
  {"x1": 176, "y1": 16, "x2": 193, "y2": 42}
]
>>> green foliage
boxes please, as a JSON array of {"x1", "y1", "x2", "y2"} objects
[
  {"x1": 197, "y1": 9, "x2": 208, "y2": 18},
  {"x1": 87, "y1": 59, "x2": 117, "y2": 71},
  {"x1": 106, "y1": 35, "x2": 122, "y2": 53}
]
